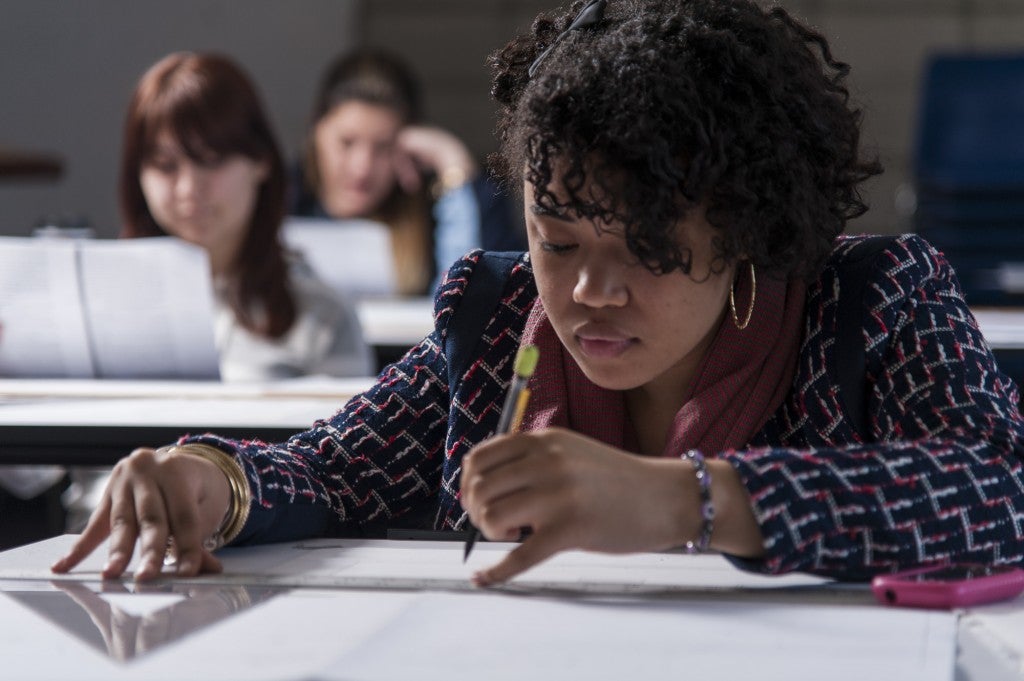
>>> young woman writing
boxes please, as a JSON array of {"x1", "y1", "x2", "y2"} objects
[{"x1": 54, "y1": 1, "x2": 1024, "y2": 585}]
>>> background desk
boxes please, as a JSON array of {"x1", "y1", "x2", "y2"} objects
[
  {"x1": 355, "y1": 297, "x2": 433, "y2": 370},
  {"x1": 972, "y1": 308, "x2": 1024, "y2": 351},
  {"x1": 355, "y1": 297, "x2": 432, "y2": 349},
  {"x1": 1, "y1": 303, "x2": 1020, "y2": 466},
  {"x1": 0, "y1": 378, "x2": 372, "y2": 465},
  {"x1": 0, "y1": 536, "x2": 1009, "y2": 681},
  {"x1": 356, "y1": 298, "x2": 1023, "y2": 350}
]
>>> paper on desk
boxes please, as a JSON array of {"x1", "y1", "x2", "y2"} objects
[
  {"x1": 0, "y1": 236, "x2": 219, "y2": 379},
  {"x1": 5, "y1": 536, "x2": 835, "y2": 595},
  {"x1": 0, "y1": 537, "x2": 958, "y2": 681},
  {"x1": 282, "y1": 217, "x2": 397, "y2": 299},
  {"x1": 316, "y1": 590, "x2": 956, "y2": 681},
  {"x1": 960, "y1": 599, "x2": 1024, "y2": 678},
  {"x1": 0, "y1": 238, "x2": 92, "y2": 376}
]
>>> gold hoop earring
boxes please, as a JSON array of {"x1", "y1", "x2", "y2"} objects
[{"x1": 729, "y1": 262, "x2": 756, "y2": 330}]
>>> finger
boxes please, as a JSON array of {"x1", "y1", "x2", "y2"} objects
[
  {"x1": 472, "y1": 482, "x2": 559, "y2": 541},
  {"x1": 51, "y1": 493, "x2": 113, "y2": 574},
  {"x1": 472, "y1": 526, "x2": 568, "y2": 587},
  {"x1": 464, "y1": 452, "x2": 544, "y2": 517},
  {"x1": 164, "y1": 487, "x2": 206, "y2": 577},
  {"x1": 103, "y1": 481, "x2": 141, "y2": 579},
  {"x1": 463, "y1": 432, "x2": 533, "y2": 478},
  {"x1": 461, "y1": 434, "x2": 537, "y2": 514},
  {"x1": 131, "y1": 477, "x2": 171, "y2": 581},
  {"x1": 199, "y1": 549, "x2": 224, "y2": 574},
  {"x1": 392, "y1": 149, "x2": 422, "y2": 193}
]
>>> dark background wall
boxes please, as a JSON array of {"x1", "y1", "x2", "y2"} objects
[
  {"x1": 0, "y1": 0, "x2": 359, "y2": 236},
  {"x1": 2, "y1": 0, "x2": 1023, "y2": 237},
  {"x1": 360, "y1": 0, "x2": 1024, "y2": 236}
]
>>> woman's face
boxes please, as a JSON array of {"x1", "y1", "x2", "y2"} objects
[
  {"x1": 313, "y1": 100, "x2": 403, "y2": 218},
  {"x1": 139, "y1": 131, "x2": 268, "y2": 270},
  {"x1": 525, "y1": 181, "x2": 735, "y2": 397}
]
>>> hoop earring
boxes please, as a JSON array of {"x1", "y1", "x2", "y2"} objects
[{"x1": 729, "y1": 262, "x2": 756, "y2": 331}]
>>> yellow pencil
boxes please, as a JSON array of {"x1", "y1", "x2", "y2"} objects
[{"x1": 463, "y1": 344, "x2": 540, "y2": 562}]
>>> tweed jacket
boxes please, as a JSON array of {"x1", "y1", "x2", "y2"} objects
[{"x1": 187, "y1": 234, "x2": 1024, "y2": 579}]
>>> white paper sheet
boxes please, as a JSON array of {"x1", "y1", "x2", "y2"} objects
[
  {"x1": 0, "y1": 537, "x2": 967, "y2": 681},
  {"x1": 76, "y1": 239, "x2": 220, "y2": 378},
  {"x1": 0, "y1": 237, "x2": 93, "y2": 376},
  {"x1": 282, "y1": 217, "x2": 397, "y2": 299},
  {"x1": 318, "y1": 590, "x2": 956, "y2": 681},
  {"x1": 0, "y1": 237, "x2": 220, "y2": 379},
  {"x1": 960, "y1": 600, "x2": 1024, "y2": 678},
  {"x1": 0, "y1": 536, "x2": 834, "y2": 595}
]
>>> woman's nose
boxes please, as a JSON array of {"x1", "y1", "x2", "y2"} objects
[
  {"x1": 346, "y1": 144, "x2": 376, "y2": 179},
  {"x1": 175, "y1": 163, "x2": 205, "y2": 199},
  {"x1": 573, "y1": 260, "x2": 629, "y2": 308}
]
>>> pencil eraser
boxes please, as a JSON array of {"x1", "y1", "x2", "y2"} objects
[{"x1": 514, "y1": 345, "x2": 540, "y2": 378}]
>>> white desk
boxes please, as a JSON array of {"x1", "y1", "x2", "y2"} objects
[
  {"x1": 973, "y1": 308, "x2": 1024, "y2": 352},
  {"x1": 354, "y1": 298, "x2": 1024, "y2": 353},
  {"x1": 0, "y1": 378, "x2": 373, "y2": 465},
  {"x1": 355, "y1": 297, "x2": 432, "y2": 349},
  {"x1": 1, "y1": 302, "x2": 1020, "y2": 465},
  {"x1": 0, "y1": 536, "x2": 1011, "y2": 681}
]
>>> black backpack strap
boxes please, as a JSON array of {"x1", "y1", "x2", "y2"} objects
[
  {"x1": 382, "y1": 252, "x2": 521, "y2": 538},
  {"x1": 444, "y1": 252, "x2": 521, "y2": 397},
  {"x1": 834, "y1": 235, "x2": 900, "y2": 440}
]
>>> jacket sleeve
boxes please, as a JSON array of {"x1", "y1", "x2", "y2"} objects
[
  {"x1": 182, "y1": 254, "x2": 481, "y2": 545},
  {"x1": 724, "y1": 235, "x2": 1024, "y2": 579}
]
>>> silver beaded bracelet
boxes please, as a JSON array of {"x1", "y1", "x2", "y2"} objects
[{"x1": 682, "y1": 449, "x2": 715, "y2": 554}]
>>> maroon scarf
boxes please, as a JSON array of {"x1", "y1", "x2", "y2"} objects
[{"x1": 518, "y1": 270, "x2": 806, "y2": 456}]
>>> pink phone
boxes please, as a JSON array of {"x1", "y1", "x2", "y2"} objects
[{"x1": 871, "y1": 563, "x2": 1024, "y2": 609}]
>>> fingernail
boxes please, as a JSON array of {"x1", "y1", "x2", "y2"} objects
[{"x1": 177, "y1": 559, "x2": 195, "y2": 575}]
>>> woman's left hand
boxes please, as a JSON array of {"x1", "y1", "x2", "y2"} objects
[{"x1": 459, "y1": 427, "x2": 700, "y2": 586}]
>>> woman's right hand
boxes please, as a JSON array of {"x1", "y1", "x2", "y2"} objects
[
  {"x1": 392, "y1": 125, "x2": 477, "y2": 195},
  {"x1": 50, "y1": 446, "x2": 232, "y2": 581}
]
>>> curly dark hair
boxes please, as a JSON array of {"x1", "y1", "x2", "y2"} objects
[{"x1": 489, "y1": 0, "x2": 882, "y2": 279}]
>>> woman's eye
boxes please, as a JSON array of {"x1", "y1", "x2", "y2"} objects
[
  {"x1": 148, "y1": 159, "x2": 176, "y2": 174},
  {"x1": 540, "y1": 242, "x2": 577, "y2": 254},
  {"x1": 198, "y1": 155, "x2": 226, "y2": 169}
]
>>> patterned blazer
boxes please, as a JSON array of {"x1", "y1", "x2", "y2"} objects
[{"x1": 188, "y1": 234, "x2": 1024, "y2": 580}]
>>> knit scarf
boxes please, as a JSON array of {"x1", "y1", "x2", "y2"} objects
[{"x1": 518, "y1": 270, "x2": 806, "y2": 456}]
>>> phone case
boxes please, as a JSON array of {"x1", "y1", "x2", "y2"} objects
[{"x1": 871, "y1": 564, "x2": 1024, "y2": 609}]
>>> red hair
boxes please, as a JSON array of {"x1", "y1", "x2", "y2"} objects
[{"x1": 119, "y1": 52, "x2": 295, "y2": 338}]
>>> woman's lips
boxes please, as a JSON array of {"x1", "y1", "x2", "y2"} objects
[{"x1": 576, "y1": 334, "x2": 636, "y2": 359}]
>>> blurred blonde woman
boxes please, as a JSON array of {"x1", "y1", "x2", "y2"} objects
[{"x1": 291, "y1": 48, "x2": 524, "y2": 295}]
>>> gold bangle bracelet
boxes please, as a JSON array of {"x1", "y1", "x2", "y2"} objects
[{"x1": 170, "y1": 443, "x2": 252, "y2": 548}]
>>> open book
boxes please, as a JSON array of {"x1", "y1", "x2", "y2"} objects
[{"x1": 0, "y1": 236, "x2": 220, "y2": 379}]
